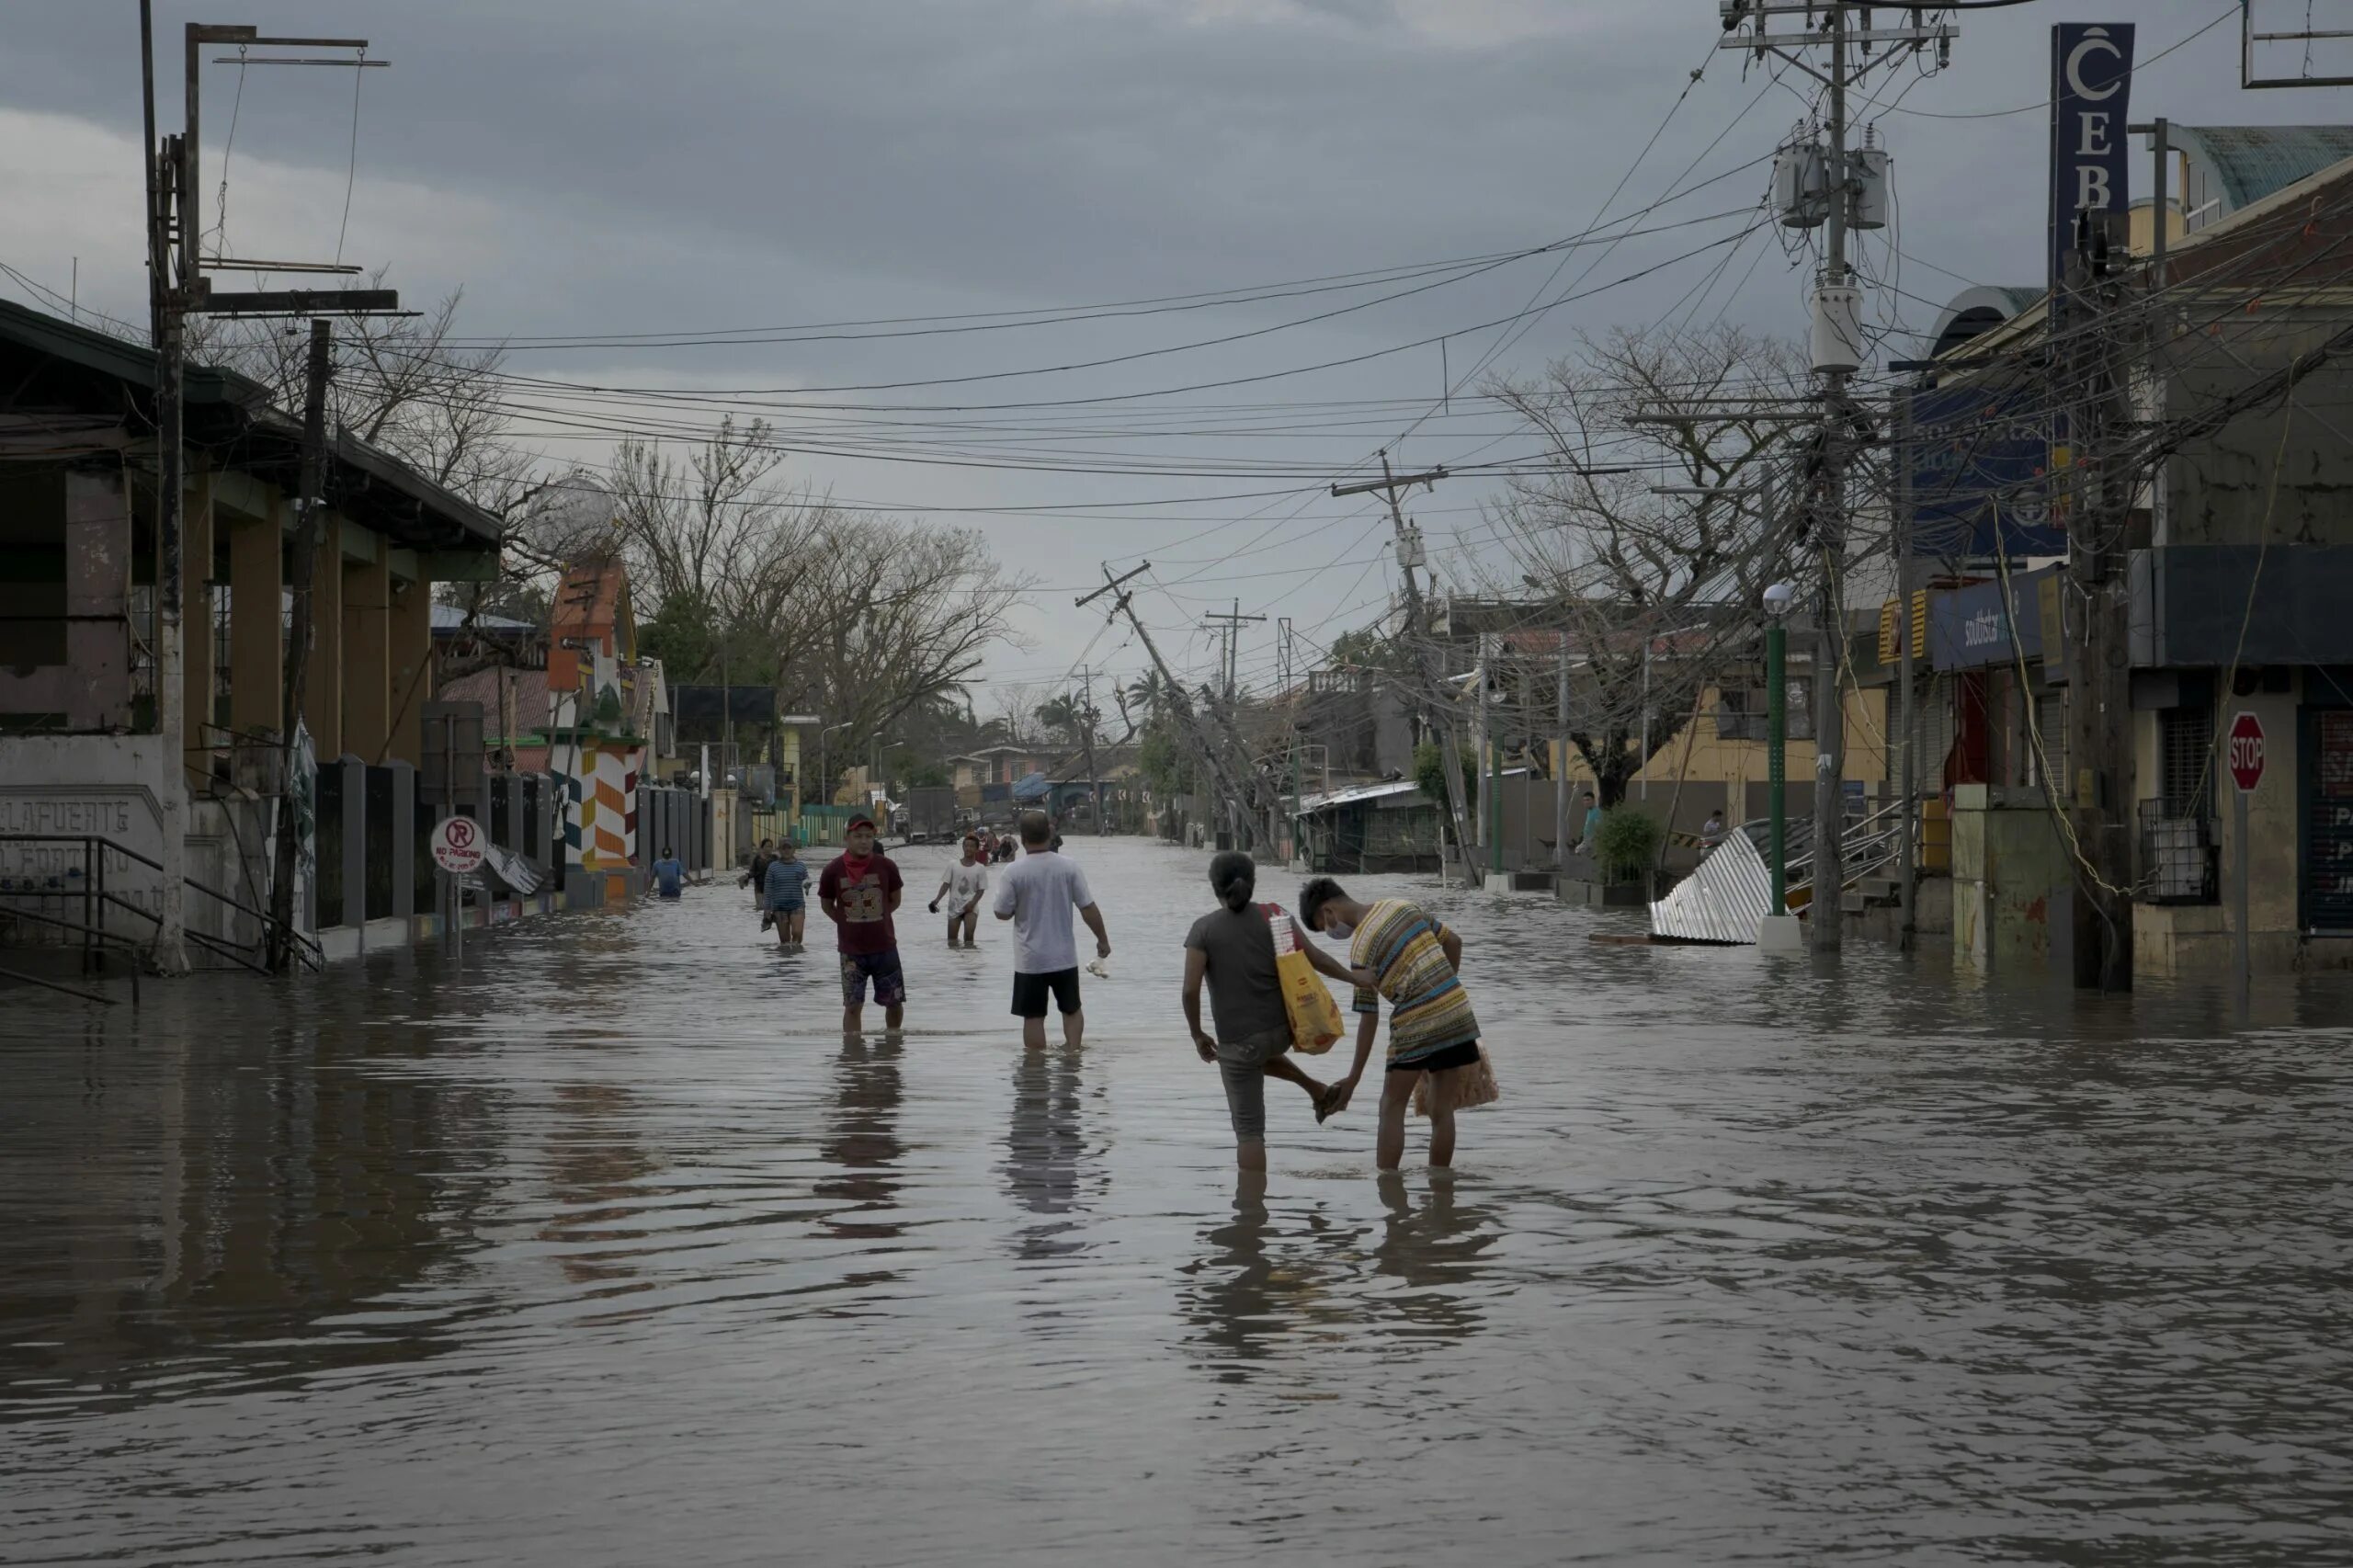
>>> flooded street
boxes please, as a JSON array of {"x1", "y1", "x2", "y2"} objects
[{"x1": 6, "y1": 837, "x2": 2351, "y2": 1564}]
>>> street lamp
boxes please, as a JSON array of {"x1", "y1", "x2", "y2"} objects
[{"x1": 1759, "y1": 581, "x2": 1804, "y2": 954}]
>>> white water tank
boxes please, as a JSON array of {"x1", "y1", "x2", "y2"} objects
[
  {"x1": 1853, "y1": 147, "x2": 1892, "y2": 230},
  {"x1": 1811, "y1": 283, "x2": 1864, "y2": 373},
  {"x1": 1774, "y1": 143, "x2": 1829, "y2": 229}
]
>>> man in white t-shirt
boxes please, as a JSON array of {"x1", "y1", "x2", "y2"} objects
[
  {"x1": 928, "y1": 831, "x2": 990, "y2": 948},
  {"x1": 993, "y1": 809, "x2": 1111, "y2": 1050}
]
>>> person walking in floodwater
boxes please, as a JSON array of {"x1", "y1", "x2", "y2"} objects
[
  {"x1": 994, "y1": 810, "x2": 1108, "y2": 1051},
  {"x1": 741, "y1": 837, "x2": 777, "y2": 908},
  {"x1": 652, "y1": 845, "x2": 686, "y2": 900},
  {"x1": 765, "y1": 836, "x2": 813, "y2": 949},
  {"x1": 1182, "y1": 852, "x2": 1375, "y2": 1172},
  {"x1": 1301, "y1": 877, "x2": 1499, "y2": 1171},
  {"x1": 820, "y1": 815, "x2": 905, "y2": 1033},
  {"x1": 928, "y1": 831, "x2": 990, "y2": 948}
]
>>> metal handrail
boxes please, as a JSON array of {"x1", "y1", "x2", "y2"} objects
[
  {"x1": 0, "y1": 832, "x2": 323, "y2": 970},
  {"x1": 1742, "y1": 797, "x2": 1916, "y2": 905}
]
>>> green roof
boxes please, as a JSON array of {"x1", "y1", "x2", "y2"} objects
[{"x1": 2177, "y1": 125, "x2": 2353, "y2": 212}]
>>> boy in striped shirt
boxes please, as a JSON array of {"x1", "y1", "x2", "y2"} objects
[{"x1": 1301, "y1": 879, "x2": 1499, "y2": 1171}]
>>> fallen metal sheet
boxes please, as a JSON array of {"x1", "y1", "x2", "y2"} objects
[
  {"x1": 478, "y1": 840, "x2": 548, "y2": 899},
  {"x1": 1649, "y1": 830, "x2": 1776, "y2": 945}
]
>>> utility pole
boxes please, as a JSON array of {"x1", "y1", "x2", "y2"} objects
[
  {"x1": 1894, "y1": 381, "x2": 1919, "y2": 951},
  {"x1": 1199, "y1": 601, "x2": 1266, "y2": 702},
  {"x1": 1720, "y1": 1, "x2": 1954, "y2": 952},
  {"x1": 1553, "y1": 633, "x2": 1570, "y2": 872},
  {"x1": 1475, "y1": 631, "x2": 1495, "y2": 877},
  {"x1": 265, "y1": 320, "x2": 332, "y2": 971},
  {"x1": 1810, "y1": 3, "x2": 1853, "y2": 957},
  {"x1": 2063, "y1": 208, "x2": 2137, "y2": 992},
  {"x1": 142, "y1": 11, "x2": 396, "y2": 976},
  {"x1": 1333, "y1": 452, "x2": 1479, "y2": 886},
  {"x1": 1076, "y1": 665, "x2": 1102, "y2": 835},
  {"x1": 1279, "y1": 617, "x2": 1301, "y2": 867}
]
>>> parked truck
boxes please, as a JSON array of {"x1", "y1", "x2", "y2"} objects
[{"x1": 906, "y1": 786, "x2": 959, "y2": 845}]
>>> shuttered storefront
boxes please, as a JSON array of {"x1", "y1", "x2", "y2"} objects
[{"x1": 2302, "y1": 705, "x2": 2353, "y2": 934}]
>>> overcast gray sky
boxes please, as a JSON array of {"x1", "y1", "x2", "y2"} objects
[{"x1": 5, "y1": 1, "x2": 2344, "y2": 706}]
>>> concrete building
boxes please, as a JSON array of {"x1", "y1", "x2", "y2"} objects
[
  {"x1": 1911, "y1": 144, "x2": 2353, "y2": 980},
  {"x1": 0, "y1": 299, "x2": 500, "y2": 973}
]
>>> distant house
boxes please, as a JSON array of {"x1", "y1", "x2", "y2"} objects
[{"x1": 949, "y1": 744, "x2": 1055, "y2": 791}]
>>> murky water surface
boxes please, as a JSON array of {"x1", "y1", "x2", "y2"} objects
[{"x1": 6, "y1": 839, "x2": 2352, "y2": 1564}]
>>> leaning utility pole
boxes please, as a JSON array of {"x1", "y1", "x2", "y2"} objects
[
  {"x1": 141, "y1": 10, "x2": 398, "y2": 975},
  {"x1": 1333, "y1": 452, "x2": 1479, "y2": 886},
  {"x1": 1083, "y1": 565, "x2": 1267, "y2": 854},
  {"x1": 1720, "y1": 0, "x2": 1957, "y2": 951}
]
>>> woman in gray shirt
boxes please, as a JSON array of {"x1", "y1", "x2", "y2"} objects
[{"x1": 1181, "y1": 851, "x2": 1372, "y2": 1173}]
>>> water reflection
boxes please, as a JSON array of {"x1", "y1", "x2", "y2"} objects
[
  {"x1": 815, "y1": 1035, "x2": 905, "y2": 1240},
  {"x1": 1001, "y1": 1043, "x2": 1097, "y2": 1260},
  {"x1": 539, "y1": 1082, "x2": 662, "y2": 1287},
  {"x1": 0, "y1": 1017, "x2": 483, "y2": 1403},
  {"x1": 1371, "y1": 1171, "x2": 1497, "y2": 1342}
]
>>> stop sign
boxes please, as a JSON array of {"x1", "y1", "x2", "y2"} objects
[{"x1": 2227, "y1": 711, "x2": 2266, "y2": 793}]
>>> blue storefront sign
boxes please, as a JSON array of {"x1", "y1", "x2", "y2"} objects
[
  {"x1": 2050, "y1": 22, "x2": 2135, "y2": 292},
  {"x1": 1929, "y1": 570, "x2": 2057, "y2": 672},
  {"x1": 1906, "y1": 383, "x2": 2065, "y2": 559}
]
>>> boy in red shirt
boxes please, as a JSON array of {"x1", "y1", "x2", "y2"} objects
[{"x1": 818, "y1": 815, "x2": 906, "y2": 1034}]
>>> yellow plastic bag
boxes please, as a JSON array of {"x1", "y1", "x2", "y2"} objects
[{"x1": 1276, "y1": 946, "x2": 1344, "y2": 1054}]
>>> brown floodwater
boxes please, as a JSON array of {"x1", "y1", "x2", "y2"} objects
[{"x1": 5, "y1": 837, "x2": 2351, "y2": 1564}]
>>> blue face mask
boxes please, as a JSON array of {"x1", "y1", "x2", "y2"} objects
[{"x1": 1324, "y1": 919, "x2": 1355, "y2": 942}]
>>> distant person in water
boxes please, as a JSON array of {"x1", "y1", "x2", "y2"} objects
[
  {"x1": 1301, "y1": 877, "x2": 1499, "y2": 1172},
  {"x1": 1182, "y1": 851, "x2": 1375, "y2": 1173},
  {"x1": 929, "y1": 831, "x2": 990, "y2": 948},
  {"x1": 652, "y1": 845, "x2": 685, "y2": 900},
  {"x1": 820, "y1": 816, "x2": 904, "y2": 1033},
  {"x1": 765, "y1": 836, "x2": 812, "y2": 949},
  {"x1": 742, "y1": 837, "x2": 777, "y2": 903}
]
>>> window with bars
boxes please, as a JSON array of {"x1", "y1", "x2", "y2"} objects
[
  {"x1": 2141, "y1": 703, "x2": 2219, "y2": 904},
  {"x1": 2158, "y1": 705, "x2": 2215, "y2": 817}
]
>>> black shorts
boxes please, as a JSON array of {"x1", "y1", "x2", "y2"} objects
[
  {"x1": 1011, "y1": 967, "x2": 1082, "y2": 1019},
  {"x1": 1390, "y1": 1040, "x2": 1482, "y2": 1074}
]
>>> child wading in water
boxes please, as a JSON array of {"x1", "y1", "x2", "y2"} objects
[{"x1": 1301, "y1": 878, "x2": 1499, "y2": 1170}]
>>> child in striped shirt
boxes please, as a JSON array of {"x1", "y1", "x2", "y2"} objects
[{"x1": 1301, "y1": 879, "x2": 1499, "y2": 1171}]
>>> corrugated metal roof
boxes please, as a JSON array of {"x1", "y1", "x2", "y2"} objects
[
  {"x1": 2177, "y1": 125, "x2": 2353, "y2": 212},
  {"x1": 431, "y1": 605, "x2": 538, "y2": 633},
  {"x1": 1297, "y1": 779, "x2": 1422, "y2": 812},
  {"x1": 1648, "y1": 830, "x2": 1776, "y2": 945}
]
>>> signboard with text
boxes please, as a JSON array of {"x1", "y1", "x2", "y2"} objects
[
  {"x1": 432, "y1": 814, "x2": 486, "y2": 875},
  {"x1": 2050, "y1": 22, "x2": 2136, "y2": 292},
  {"x1": 2228, "y1": 712, "x2": 2267, "y2": 794},
  {"x1": 1906, "y1": 382, "x2": 2065, "y2": 559}
]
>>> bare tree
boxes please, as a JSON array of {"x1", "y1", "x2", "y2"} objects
[
  {"x1": 607, "y1": 416, "x2": 827, "y2": 685},
  {"x1": 1480, "y1": 324, "x2": 1809, "y2": 804},
  {"x1": 785, "y1": 523, "x2": 1031, "y2": 799}
]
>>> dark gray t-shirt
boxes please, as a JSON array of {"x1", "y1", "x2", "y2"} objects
[{"x1": 1185, "y1": 904, "x2": 1290, "y2": 1047}]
